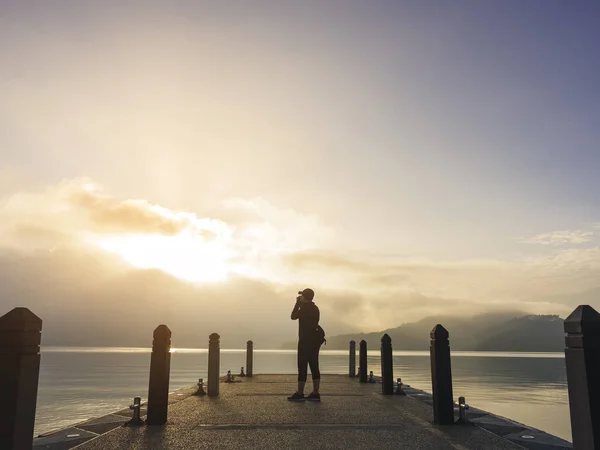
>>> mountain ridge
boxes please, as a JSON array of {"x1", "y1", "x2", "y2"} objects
[{"x1": 281, "y1": 312, "x2": 566, "y2": 352}]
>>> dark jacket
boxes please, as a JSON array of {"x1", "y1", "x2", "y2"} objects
[{"x1": 291, "y1": 301, "x2": 320, "y2": 343}]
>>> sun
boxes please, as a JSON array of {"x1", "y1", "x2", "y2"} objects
[{"x1": 96, "y1": 231, "x2": 232, "y2": 283}]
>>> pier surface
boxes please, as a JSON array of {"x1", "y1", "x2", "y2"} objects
[{"x1": 58, "y1": 374, "x2": 532, "y2": 450}]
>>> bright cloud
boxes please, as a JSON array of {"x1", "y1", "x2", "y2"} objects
[
  {"x1": 518, "y1": 229, "x2": 594, "y2": 246},
  {"x1": 0, "y1": 179, "x2": 335, "y2": 284},
  {"x1": 1, "y1": 179, "x2": 599, "y2": 332}
]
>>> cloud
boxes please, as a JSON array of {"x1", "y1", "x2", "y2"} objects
[
  {"x1": 518, "y1": 229, "x2": 594, "y2": 246},
  {"x1": 3, "y1": 224, "x2": 74, "y2": 251},
  {"x1": 69, "y1": 189, "x2": 195, "y2": 236},
  {"x1": 0, "y1": 179, "x2": 233, "y2": 248},
  {"x1": 0, "y1": 180, "x2": 335, "y2": 256},
  {"x1": 0, "y1": 178, "x2": 341, "y2": 285},
  {"x1": 1, "y1": 178, "x2": 599, "y2": 337},
  {"x1": 222, "y1": 197, "x2": 336, "y2": 252},
  {"x1": 0, "y1": 246, "x2": 356, "y2": 347},
  {"x1": 278, "y1": 248, "x2": 600, "y2": 325}
]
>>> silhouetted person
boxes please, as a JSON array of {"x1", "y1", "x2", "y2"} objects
[{"x1": 288, "y1": 288, "x2": 322, "y2": 401}]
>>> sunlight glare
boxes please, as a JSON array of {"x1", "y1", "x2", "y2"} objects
[{"x1": 97, "y1": 232, "x2": 232, "y2": 283}]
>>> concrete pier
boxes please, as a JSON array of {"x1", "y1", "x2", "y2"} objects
[{"x1": 30, "y1": 374, "x2": 573, "y2": 450}]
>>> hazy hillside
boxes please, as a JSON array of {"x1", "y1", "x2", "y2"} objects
[
  {"x1": 284, "y1": 313, "x2": 566, "y2": 352},
  {"x1": 474, "y1": 315, "x2": 564, "y2": 352}
]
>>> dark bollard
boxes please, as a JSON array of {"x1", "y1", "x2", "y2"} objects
[
  {"x1": 0, "y1": 308, "x2": 42, "y2": 450},
  {"x1": 368, "y1": 370, "x2": 375, "y2": 383},
  {"x1": 395, "y1": 378, "x2": 406, "y2": 395},
  {"x1": 124, "y1": 397, "x2": 144, "y2": 427},
  {"x1": 349, "y1": 340, "x2": 356, "y2": 378},
  {"x1": 240, "y1": 367, "x2": 246, "y2": 377},
  {"x1": 564, "y1": 305, "x2": 600, "y2": 449},
  {"x1": 430, "y1": 324, "x2": 454, "y2": 425},
  {"x1": 359, "y1": 340, "x2": 368, "y2": 383},
  {"x1": 381, "y1": 334, "x2": 394, "y2": 395},
  {"x1": 246, "y1": 340, "x2": 253, "y2": 377},
  {"x1": 208, "y1": 333, "x2": 220, "y2": 396},
  {"x1": 455, "y1": 396, "x2": 470, "y2": 425},
  {"x1": 194, "y1": 378, "x2": 206, "y2": 396},
  {"x1": 146, "y1": 325, "x2": 171, "y2": 426}
]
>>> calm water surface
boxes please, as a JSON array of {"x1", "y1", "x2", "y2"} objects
[{"x1": 36, "y1": 348, "x2": 570, "y2": 442}]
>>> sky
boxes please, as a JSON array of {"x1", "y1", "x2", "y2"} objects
[{"x1": 1, "y1": 1, "x2": 600, "y2": 346}]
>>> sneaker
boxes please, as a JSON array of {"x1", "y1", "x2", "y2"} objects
[
  {"x1": 306, "y1": 393, "x2": 320, "y2": 401},
  {"x1": 287, "y1": 392, "x2": 305, "y2": 401}
]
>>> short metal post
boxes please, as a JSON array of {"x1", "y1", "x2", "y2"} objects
[
  {"x1": 455, "y1": 396, "x2": 470, "y2": 425},
  {"x1": 0, "y1": 308, "x2": 42, "y2": 450},
  {"x1": 564, "y1": 305, "x2": 600, "y2": 449},
  {"x1": 125, "y1": 397, "x2": 144, "y2": 426},
  {"x1": 430, "y1": 324, "x2": 454, "y2": 425},
  {"x1": 369, "y1": 371, "x2": 375, "y2": 383},
  {"x1": 246, "y1": 340, "x2": 253, "y2": 377},
  {"x1": 240, "y1": 367, "x2": 246, "y2": 377},
  {"x1": 194, "y1": 378, "x2": 206, "y2": 396},
  {"x1": 146, "y1": 325, "x2": 171, "y2": 426},
  {"x1": 359, "y1": 340, "x2": 368, "y2": 383},
  {"x1": 349, "y1": 340, "x2": 356, "y2": 378},
  {"x1": 381, "y1": 334, "x2": 393, "y2": 395},
  {"x1": 225, "y1": 370, "x2": 233, "y2": 383},
  {"x1": 208, "y1": 333, "x2": 220, "y2": 396},
  {"x1": 395, "y1": 378, "x2": 406, "y2": 395}
]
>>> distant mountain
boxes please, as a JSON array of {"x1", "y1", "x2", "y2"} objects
[
  {"x1": 283, "y1": 313, "x2": 566, "y2": 352},
  {"x1": 473, "y1": 315, "x2": 564, "y2": 352}
]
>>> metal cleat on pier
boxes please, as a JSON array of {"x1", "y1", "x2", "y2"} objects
[
  {"x1": 194, "y1": 378, "x2": 206, "y2": 396},
  {"x1": 455, "y1": 396, "x2": 470, "y2": 424},
  {"x1": 124, "y1": 397, "x2": 145, "y2": 427},
  {"x1": 395, "y1": 378, "x2": 406, "y2": 395}
]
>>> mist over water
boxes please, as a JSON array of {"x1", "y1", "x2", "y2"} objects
[{"x1": 36, "y1": 348, "x2": 570, "y2": 442}]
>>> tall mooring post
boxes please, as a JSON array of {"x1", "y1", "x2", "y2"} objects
[
  {"x1": 146, "y1": 325, "x2": 171, "y2": 426},
  {"x1": 564, "y1": 305, "x2": 600, "y2": 450},
  {"x1": 0, "y1": 308, "x2": 42, "y2": 450},
  {"x1": 349, "y1": 340, "x2": 356, "y2": 378},
  {"x1": 359, "y1": 340, "x2": 368, "y2": 383},
  {"x1": 246, "y1": 340, "x2": 253, "y2": 377},
  {"x1": 208, "y1": 333, "x2": 220, "y2": 396},
  {"x1": 381, "y1": 334, "x2": 394, "y2": 395},
  {"x1": 430, "y1": 324, "x2": 454, "y2": 425}
]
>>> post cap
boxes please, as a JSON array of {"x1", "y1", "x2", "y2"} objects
[
  {"x1": 360, "y1": 339, "x2": 367, "y2": 345},
  {"x1": 430, "y1": 324, "x2": 449, "y2": 340},
  {"x1": 210, "y1": 332, "x2": 220, "y2": 342},
  {"x1": 564, "y1": 305, "x2": 600, "y2": 335},
  {"x1": 350, "y1": 340, "x2": 356, "y2": 345},
  {"x1": 381, "y1": 333, "x2": 392, "y2": 344},
  {"x1": 247, "y1": 340, "x2": 253, "y2": 345},
  {"x1": 0, "y1": 307, "x2": 42, "y2": 331},
  {"x1": 153, "y1": 324, "x2": 171, "y2": 340}
]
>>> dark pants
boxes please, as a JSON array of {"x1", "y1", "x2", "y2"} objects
[{"x1": 298, "y1": 339, "x2": 321, "y2": 382}]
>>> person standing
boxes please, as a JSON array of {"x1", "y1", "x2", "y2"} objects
[{"x1": 288, "y1": 288, "x2": 322, "y2": 401}]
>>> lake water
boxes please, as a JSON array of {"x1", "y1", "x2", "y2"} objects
[{"x1": 35, "y1": 347, "x2": 571, "y2": 442}]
